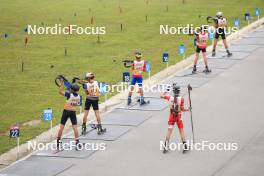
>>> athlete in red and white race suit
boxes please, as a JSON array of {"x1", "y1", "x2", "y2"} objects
[{"x1": 161, "y1": 87, "x2": 190, "y2": 153}]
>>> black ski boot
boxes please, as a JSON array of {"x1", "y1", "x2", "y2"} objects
[
  {"x1": 212, "y1": 50, "x2": 216, "y2": 57},
  {"x1": 227, "y1": 50, "x2": 232, "y2": 57},
  {"x1": 192, "y1": 65, "x2": 197, "y2": 74},
  {"x1": 163, "y1": 141, "x2": 169, "y2": 154},
  {"x1": 97, "y1": 124, "x2": 106, "y2": 135},
  {"x1": 203, "y1": 66, "x2": 211, "y2": 73},
  {"x1": 57, "y1": 138, "x2": 62, "y2": 150},
  {"x1": 182, "y1": 141, "x2": 189, "y2": 154},
  {"x1": 75, "y1": 139, "x2": 81, "y2": 151},
  {"x1": 82, "y1": 123, "x2": 86, "y2": 135}
]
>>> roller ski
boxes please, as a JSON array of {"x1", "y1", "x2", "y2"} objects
[
  {"x1": 90, "y1": 124, "x2": 107, "y2": 135},
  {"x1": 203, "y1": 66, "x2": 211, "y2": 74},
  {"x1": 137, "y1": 97, "x2": 150, "y2": 106},
  {"x1": 97, "y1": 124, "x2": 106, "y2": 135}
]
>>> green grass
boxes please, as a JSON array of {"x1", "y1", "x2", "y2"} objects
[{"x1": 0, "y1": 0, "x2": 263, "y2": 154}]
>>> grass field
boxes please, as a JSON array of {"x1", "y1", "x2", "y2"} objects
[{"x1": 0, "y1": 0, "x2": 263, "y2": 154}]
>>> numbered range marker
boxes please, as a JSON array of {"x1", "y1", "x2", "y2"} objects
[
  {"x1": 163, "y1": 53, "x2": 169, "y2": 62},
  {"x1": 10, "y1": 126, "x2": 20, "y2": 138},
  {"x1": 244, "y1": 12, "x2": 250, "y2": 21},
  {"x1": 146, "y1": 61, "x2": 151, "y2": 72},
  {"x1": 123, "y1": 72, "x2": 130, "y2": 82},
  {"x1": 255, "y1": 8, "x2": 260, "y2": 17},
  {"x1": 234, "y1": 18, "x2": 240, "y2": 28},
  {"x1": 43, "y1": 109, "x2": 53, "y2": 121},
  {"x1": 178, "y1": 44, "x2": 185, "y2": 55}
]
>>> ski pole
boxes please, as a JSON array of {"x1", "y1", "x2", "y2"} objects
[{"x1": 187, "y1": 84, "x2": 195, "y2": 143}]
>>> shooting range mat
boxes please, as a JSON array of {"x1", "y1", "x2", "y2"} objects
[
  {"x1": 64, "y1": 125, "x2": 131, "y2": 141},
  {"x1": 207, "y1": 51, "x2": 250, "y2": 60},
  {"x1": 0, "y1": 157, "x2": 73, "y2": 176},
  {"x1": 32, "y1": 138, "x2": 98, "y2": 159},
  {"x1": 101, "y1": 109, "x2": 152, "y2": 126}
]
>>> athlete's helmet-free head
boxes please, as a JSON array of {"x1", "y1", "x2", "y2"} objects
[
  {"x1": 70, "y1": 84, "x2": 80, "y2": 92},
  {"x1": 216, "y1": 11, "x2": 223, "y2": 18},
  {"x1": 172, "y1": 83, "x2": 180, "y2": 96},
  {"x1": 135, "y1": 49, "x2": 142, "y2": 59},
  {"x1": 85, "y1": 72, "x2": 95, "y2": 80}
]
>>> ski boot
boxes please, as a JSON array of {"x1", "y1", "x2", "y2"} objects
[
  {"x1": 139, "y1": 97, "x2": 148, "y2": 106},
  {"x1": 212, "y1": 50, "x2": 216, "y2": 57},
  {"x1": 97, "y1": 124, "x2": 106, "y2": 135},
  {"x1": 163, "y1": 141, "x2": 169, "y2": 154},
  {"x1": 227, "y1": 50, "x2": 232, "y2": 57},
  {"x1": 82, "y1": 123, "x2": 87, "y2": 135},
  {"x1": 182, "y1": 142, "x2": 189, "y2": 154},
  {"x1": 203, "y1": 66, "x2": 211, "y2": 74},
  {"x1": 57, "y1": 138, "x2": 62, "y2": 150},
  {"x1": 192, "y1": 65, "x2": 197, "y2": 74},
  {"x1": 127, "y1": 96, "x2": 132, "y2": 106},
  {"x1": 75, "y1": 139, "x2": 81, "y2": 151}
]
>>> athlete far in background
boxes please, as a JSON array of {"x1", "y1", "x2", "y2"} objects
[{"x1": 212, "y1": 12, "x2": 232, "y2": 57}]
